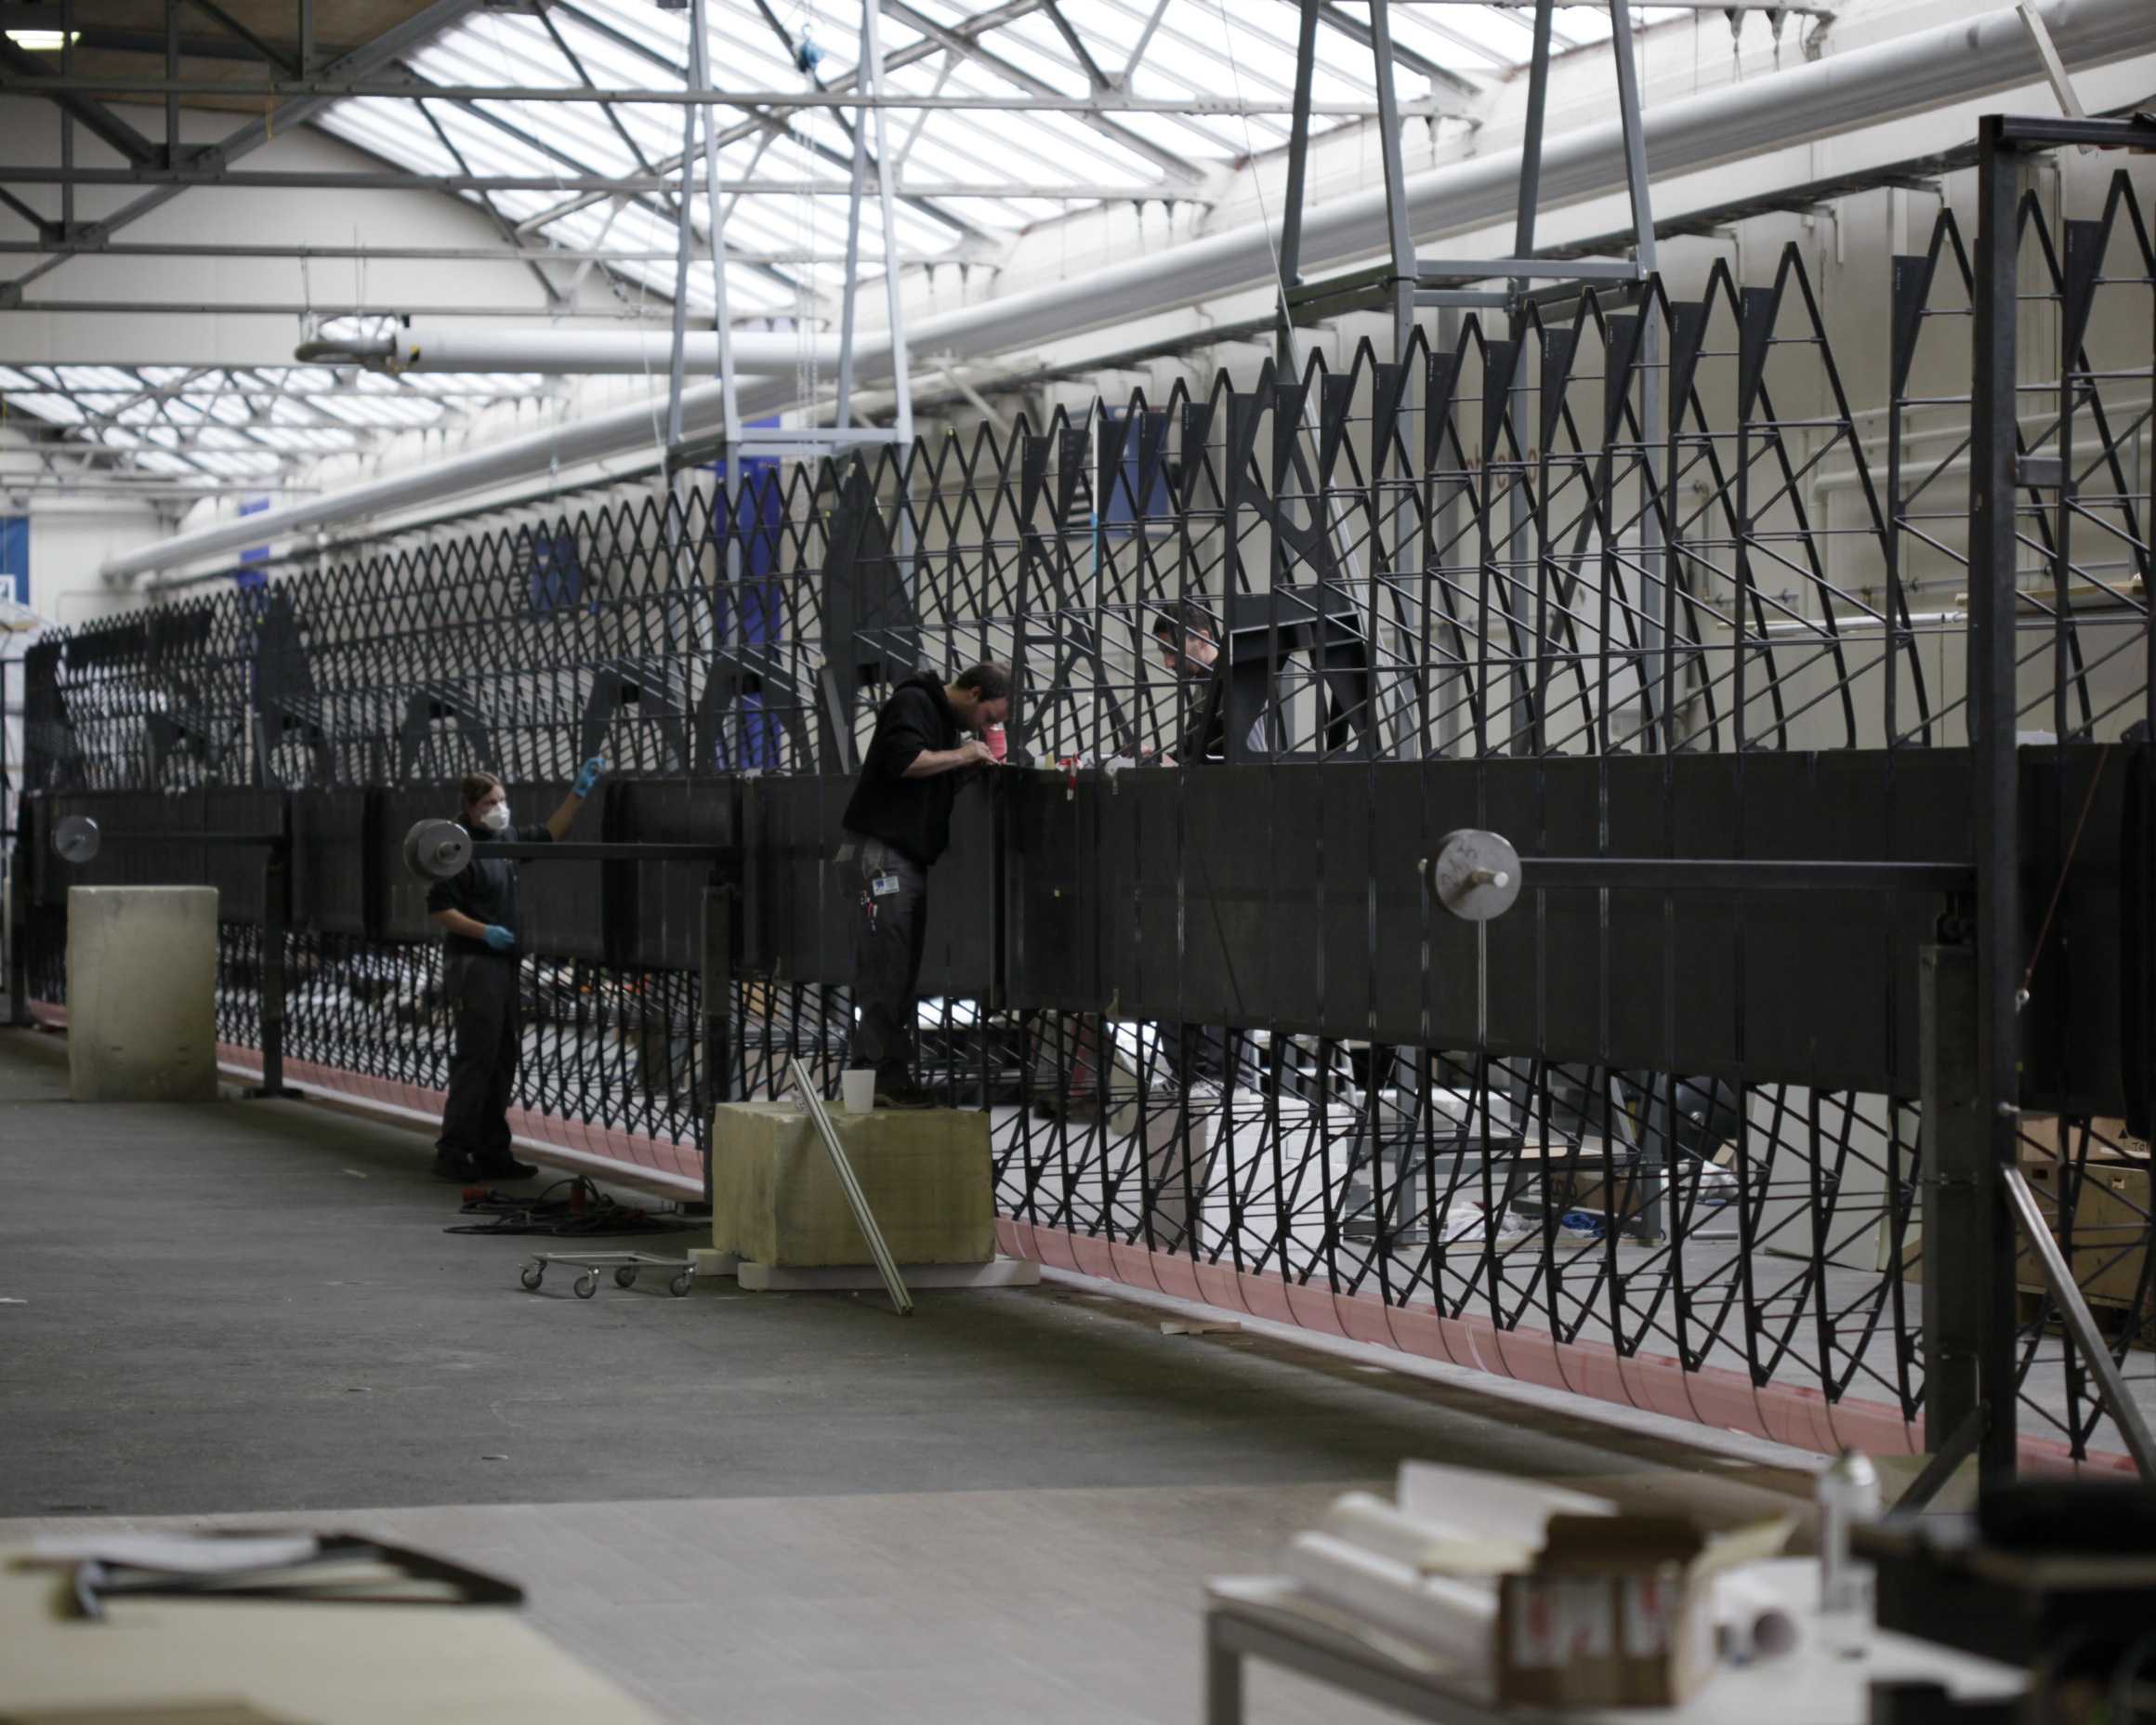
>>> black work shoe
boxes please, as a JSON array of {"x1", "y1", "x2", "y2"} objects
[
  {"x1": 432, "y1": 1153, "x2": 481, "y2": 1182},
  {"x1": 474, "y1": 1154, "x2": 540, "y2": 1180},
  {"x1": 874, "y1": 1085, "x2": 937, "y2": 1112}
]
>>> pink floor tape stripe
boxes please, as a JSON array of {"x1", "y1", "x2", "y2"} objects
[
  {"x1": 1000, "y1": 1219, "x2": 2139, "y2": 1475},
  {"x1": 16, "y1": 1013, "x2": 2141, "y2": 1473}
]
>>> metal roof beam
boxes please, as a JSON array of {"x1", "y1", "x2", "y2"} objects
[
  {"x1": 544, "y1": 0, "x2": 1019, "y2": 243},
  {"x1": 0, "y1": 38, "x2": 160, "y2": 166},
  {"x1": 0, "y1": 75, "x2": 1449, "y2": 116},
  {"x1": 881, "y1": 0, "x2": 1206, "y2": 183},
  {"x1": 531, "y1": 7, "x2": 682, "y2": 225},
  {"x1": 179, "y1": 0, "x2": 301, "y2": 73},
  {"x1": 0, "y1": 0, "x2": 494, "y2": 298},
  {"x1": 515, "y1": 0, "x2": 1049, "y2": 237},
  {"x1": 423, "y1": 90, "x2": 812, "y2": 303},
  {"x1": 1313, "y1": 2, "x2": 1480, "y2": 103},
  {"x1": 0, "y1": 238, "x2": 947, "y2": 263},
  {"x1": 0, "y1": 165, "x2": 1166, "y2": 196},
  {"x1": 415, "y1": 97, "x2": 571, "y2": 309},
  {"x1": 1041, "y1": 1, "x2": 1113, "y2": 91}
]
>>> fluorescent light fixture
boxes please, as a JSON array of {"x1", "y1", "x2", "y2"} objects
[{"x1": 5, "y1": 29, "x2": 81, "y2": 49}]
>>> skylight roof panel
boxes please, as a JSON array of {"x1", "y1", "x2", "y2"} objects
[
  {"x1": 13, "y1": 394, "x2": 83, "y2": 425},
  {"x1": 59, "y1": 364, "x2": 137, "y2": 392}
]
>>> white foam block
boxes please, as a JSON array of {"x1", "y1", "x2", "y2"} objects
[{"x1": 66, "y1": 886, "x2": 218, "y2": 1103}]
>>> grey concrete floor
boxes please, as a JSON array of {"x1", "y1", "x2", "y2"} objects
[{"x1": 0, "y1": 1025, "x2": 1821, "y2": 1723}]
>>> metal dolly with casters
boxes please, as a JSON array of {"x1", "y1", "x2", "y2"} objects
[{"x1": 518, "y1": 1251, "x2": 697, "y2": 1300}]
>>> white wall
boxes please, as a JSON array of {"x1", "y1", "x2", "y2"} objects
[{"x1": 25, "y1": 507, "x2": 164, "y2": 628}]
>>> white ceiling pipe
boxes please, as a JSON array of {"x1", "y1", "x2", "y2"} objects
[
  {"x1": 890, "y1": 0, "x2": 2151, "y2": 367},
  {"x1": 296, "y1": 327, "x2": 860, "y2": 374},
  {"x1": 111, "y1": 375, "x2": 799, "y2": 587},
  {"x1": 104, "y1": 0, "x2": 2154, "y2": 583}
]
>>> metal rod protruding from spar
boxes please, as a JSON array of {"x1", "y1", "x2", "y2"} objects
[
  {"x1": 787, "y1": 1057, "x2": 913, "y2": 1316},
  {"x1": 2002, "y1": 1161, "x2": 2156, "y2": 1483}
]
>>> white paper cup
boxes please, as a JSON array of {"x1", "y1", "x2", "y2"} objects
[{"x1": 841, "y1": 1069, "x2": 877, "y2": 1113}]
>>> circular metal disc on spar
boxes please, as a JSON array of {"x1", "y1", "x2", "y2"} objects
[
  {"x1": 402, "y1": 818, "x2": 472, "y2": 883},
  {"x1": 1431, "y1": 828, "x2": 1522, "y2": 922},
  {"x1": 52, "y1": 814, "x2": 101, "y2": 864}
]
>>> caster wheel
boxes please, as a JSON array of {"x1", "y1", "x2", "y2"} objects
[
  {"x1": 669, "y1": 1272, "x2": 694, "y2": 1297},
  {"x1": 519, "y1": 1263, "x2": 544, "y2": 1291},
  {"x1": 573, "y1": 1271, "x2": 598, "y2": 1300},
  {"x1": 613, "y1": 1266, "x2": 638, "y2": 1288}
]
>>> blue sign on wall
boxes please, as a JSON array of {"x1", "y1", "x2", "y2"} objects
[
  {"x1": 234, "y1": 497, "x2": 270, "y2": 590},
  {"x1": 714, "y1": 420, "x2": 782, "y2": 770},
  {"x1": 0, "y1": 515, "x2": 26, "y2": 609}
]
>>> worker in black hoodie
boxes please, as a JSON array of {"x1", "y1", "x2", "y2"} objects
[{"x1": 839, "y1": 662, "x2": 1011, "y2": 1107}]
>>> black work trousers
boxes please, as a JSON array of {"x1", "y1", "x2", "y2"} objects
[
  {"x1": 843, "y1": 835, "x2": 928, "y2": 1090},
  {"x1": 436, "y1": 948, "x2": 520, "y2": 1164}
]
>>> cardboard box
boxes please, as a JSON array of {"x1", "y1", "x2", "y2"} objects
[
  {"x1": 2020, "y1": 1115, "x2": 2151, "y2": 1164},
  {"x1": 1508, "y1": 1139, "x2": 1625, "y2": 1219},
  {"x1": 1495, "y1": 1513, "x2": 1792, "y2": 1708},
  {"x1": 2016, "y1": 1157, "x2": 2151, "y2": 1310},
  {"x1": 1903, "y1": 1119, "x2": 2149, "y2": 1310},
  {"x1": 710, "y1": 1100, "x2": 995, "y2": 1268}
]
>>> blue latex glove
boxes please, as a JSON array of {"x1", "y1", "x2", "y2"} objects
[
  {"x1": 573, "y1": 756, "x2": 607, "y2": 798},
  {"x1": 483, "y1": 924, "x2": 516, "y2": 953}
]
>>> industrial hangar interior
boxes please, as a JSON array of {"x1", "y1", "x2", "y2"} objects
[{"x1": 3, "y1": 1, "x2": 2156, "y2": 1720}]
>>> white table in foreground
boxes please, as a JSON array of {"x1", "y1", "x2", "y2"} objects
[
  {"x1": 1, "y1": 1546, "x2": 665, "y2": 1723},
  {"x1": 1204, "y1": 1566, "x2": 2027, "y2": 1725}
]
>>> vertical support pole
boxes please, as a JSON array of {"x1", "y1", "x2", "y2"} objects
[
  {"x1": 298, "y1": 0, "x2": 314, "y2": 72},
  {"x1": 1919, "y1": 943, "x2": 1987, "y2": 1457},
  {"x1": 1502, "y1": 4, "x2": 1561, "y2": 760},
  {"x1": 1509, "y1": 0, "x2": 1554, "y2": 305},
  {"x1": 59, "y1": 0, "x2": 73, "y2": 233},
  {"x1": 5, "y1": 836, "x2": 27, "y2": 1025},
  {"x1": 4, "y1": 651, "x2": 28, "y2": 1025},
  {"x1": 835, "y1": 74, "x2": 870, "y2": 432},
  {"x1": 1435, "y1": 302, "x2": 1463, "y2": 758},
  {"x1": 1366, "y1": 0, "x2": 1419, "y2": 757},
  {"x1": 1204, "y1": 1617, "x2": 1244, "y2": 1725},
  {"x1": 687, "y1": 0, "x2": 743, "y2": 534},
  {"x1": 863, "y1": 0, "x2": 912, "y2": 454},
  {"x1": 1367, "y1": 0, "x2": 1416, "y2": 362},
  {"x1": 164, "y1": 0, "x2": 179, "y2": 168},
  {"x1": 663, "y1": 46, "x2": 700, "y2": 475},
  {"x1": 1606, "y1": 0, "x2": 1659, "y2": 281},
  {"x1": 1275, "y1": 0, "x2": 1320, "y2": 373},
  {"x1": 1269, "y1": 0, "x2": 1364, "y2": 604},
  {"x1": 1608, "y1": 0, "x2": 1663, "y2": 755},
  {"x1": 699, "y1": 877, "x2": 735, "y2": 1215},
  {"x1": 1968, "y1": 116, "x2": 2023, "y2": 1486},
  {"x1": 861, "y1": 0, "x2": 917, "y2": 619},
  {"x1": 249, "y1": 840, "x2": 293, "y2": 1100}
]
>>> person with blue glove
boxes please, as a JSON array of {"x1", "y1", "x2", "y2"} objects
[{"x1": 425, "y1": 758, "x2": 606, "y2": 1182}]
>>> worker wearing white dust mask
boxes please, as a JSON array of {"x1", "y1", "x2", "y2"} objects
[
  {"x1": 838, "y1": 664, "x2": 1009, "y2": 1108},
  {"x1": 425, "y1": 759, "x2": 605, "y2": 1182}
]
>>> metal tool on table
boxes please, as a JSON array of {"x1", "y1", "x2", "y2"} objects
[{"x1": 518, "y1": 1250, "x2": 697, "y2": 1300}]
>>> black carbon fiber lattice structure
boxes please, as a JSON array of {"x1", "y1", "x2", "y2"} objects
[{"x1": 8, "y1": 144, "x2": 2152, "y2": 1475}]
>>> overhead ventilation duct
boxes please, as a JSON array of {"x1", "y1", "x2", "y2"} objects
[
  {"x1": 296, "y1": 327, "x2": 861, "y2": 375},
  {"x1": 105, "y1": 0, "x2": 2156, "y2": 583}
]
